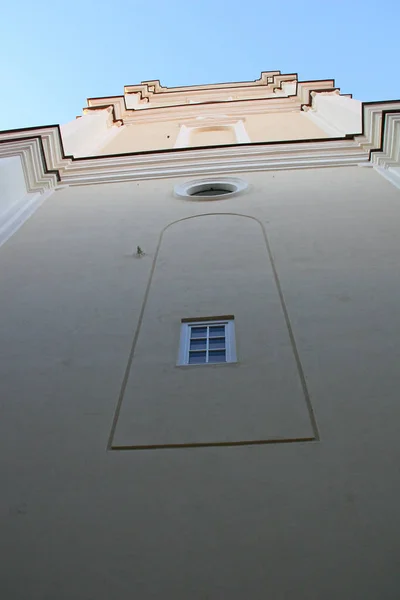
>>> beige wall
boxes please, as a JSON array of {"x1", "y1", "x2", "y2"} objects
[
  {"x1": 189, "y1": 125, "x2": 238, "y2": 146},
  {"x1": 245, "y1": 111, "x2": 329, "y2": 141},
  {"x1": 1, "y1": 167, "x2": 400, "y2": 599},
  {"x1": 100, "y1": 120, "x2": 179, "y2": 153},
  {"x1": 99, "y1": 111, "x2": 329, "y2": 155},
  {"x1": 114, "y1": 213, "x2": 313, "y2": 447}
]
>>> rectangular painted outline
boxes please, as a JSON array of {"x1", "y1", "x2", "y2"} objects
[
  {"x1": 108, "y1": 213, "x2": 320, "y2": 451},
  {"x1": 112, "y1": 437, "x2": 317, "y2": 451}
]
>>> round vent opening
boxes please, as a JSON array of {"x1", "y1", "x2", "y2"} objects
[
  {"x1": 174, "y1": 178, "x2": 248, "y2": 200},
  {"x1": 190, "y1": 186, "x2": 234, "y2": 197}
]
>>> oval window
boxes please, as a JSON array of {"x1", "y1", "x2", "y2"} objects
[{"x1": 174, "y1": 178, "x2": 248, "y2": 200}]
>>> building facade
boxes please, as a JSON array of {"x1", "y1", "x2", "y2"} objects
[{"x1": 1, "y1": 72, "x2": 400, "y2": 599}]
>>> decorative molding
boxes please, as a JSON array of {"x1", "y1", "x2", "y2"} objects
[
  {"x1": 302, "y1": 90, "x2": 362, "y2": 137},
  {"x1": 369, "y1": 108, "x2": 400, "y2": 189},
  {"x1": 88, "y1": 95, "x2": 303, "y2": 126},
  {"x1": 86, "y1": 97, "x2": 126, "y2": 123},
  {"x1": 0, "y1": 75, "x2": 398, "y2": 251},
  {"x1": 303, "y1": 107, "x2": 345, "y2": 137},
  {"x1": 1, "y1": 93, "x2": 400, "y2": 189},
  {"x1": 125, "y1": 71, "x2": 281, "y2": 94},
  {"x1": 356, "y1": 102, "x2": 400, "y2": 154},
  {"x1": 123, "y1": 71, "x2": 296, "y2": 101},
  {"x1": 85, "y1": 71, "x2": 340, "y2": 124},
  {"x1": 0, "y1": 130, "x2": 371, "y2": 187},
  {"x1": 61, "y1": 139, "x2": 368, "y2": 185},
  {"x1": 370, "y1": 108, "x2": 400, "y2": 163},
  {"x1": 0, "y1": 136, "x2": 59, "y2": 193}
]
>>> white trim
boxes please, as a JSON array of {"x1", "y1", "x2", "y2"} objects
[
  {"x1": 302, "y1": 107, "x2": 345, "y2": 137},
  {"x1": 367, "y1": 107, "x2": 400, "y2": 190},
  {"x1": 233, "y1": 120, "x2": 251, "y2": 143},
  {"x1": 177, "y1": 319, "x2": 237, "y2": 366},
  {"x1": 91, "y1": 74, "x2": 336, "y2": 124},
  {"x1": 174, "y1": 124, "x2": 191, "y2": 148},
  {"x1": 1, "y1": 100, "x2": 400, "y2": 187},
  {"x1": 302, "y1": 92, "x2": 362, "y2": 137},
  {"x1": 61, "y1": 140, "x2": 368, "y2": 186},
  {"x1": 0, "y1": 137, "x2": 58, "y2": 193}
]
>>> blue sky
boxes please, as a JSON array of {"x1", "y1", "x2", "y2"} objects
[{"x1": 1, "y1": 0, "x2": 399, "y2": 131}]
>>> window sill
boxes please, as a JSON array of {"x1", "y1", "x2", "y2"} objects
[{"x1": 175, "y1": 361, "x2": 239, "y2": 369}]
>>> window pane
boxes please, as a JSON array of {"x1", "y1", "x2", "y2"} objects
[
  {"x1": 209, "y1": 325, "x2": 225, "y2": 337},
  {"x1": 190, "y1": 339, "x2": 207, "y2": 350},
  {"x1": 208, "y1": 350, "x2": 226, "y2": 363},
  {"x1": 188, "y1": 351, "x2": 207, "y2": 364},
  {"x1": 190, "y1": 327, "x2": 207, "y2": 338},
  {"x1": 209, "y1": 337, "x2": 225, "y2": 350}
]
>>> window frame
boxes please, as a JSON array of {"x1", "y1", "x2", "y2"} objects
[{"x1": 177, "y1": 318, "x2": 237, "y2": 366}]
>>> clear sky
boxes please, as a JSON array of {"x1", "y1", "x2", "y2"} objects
[{"x1": 1, "y1": 0, "x2": 399, "y2": 131}]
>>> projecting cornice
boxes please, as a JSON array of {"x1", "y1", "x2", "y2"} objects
[
  {"x1": 357, "y1": 101, "x2": 400, "y2": 154},
  {"x1": 85, "y1": 72, "x2": 340, "y2": 121},
  {"x1": 361, "y1": 101, "x2": 400, "y2": 189},
  {"x1": 123, "y1": 71, "x2": 291, "y2": 98},
  {"x1": 1, "y1": 100, "x2": 400, "y2": 188},
  {"x1": 0, "y1": 130, "x2": 59, "y2": 192}
]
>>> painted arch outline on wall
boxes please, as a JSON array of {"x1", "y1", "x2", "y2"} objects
[{"x1": 109, "y1": 213, "x2": 319, "y2": 450}]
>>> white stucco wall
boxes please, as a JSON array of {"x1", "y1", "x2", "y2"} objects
[{"x1": 1, "y1": 166, "x2": 400, "y2": 599}]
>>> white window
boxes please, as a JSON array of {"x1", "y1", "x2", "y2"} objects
[{"x1": 178, "y1": 318, "x2": 237, "y2": 366}]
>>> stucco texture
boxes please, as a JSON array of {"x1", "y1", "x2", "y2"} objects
[
  {"x1": 100, "y1": 121, "x2": 179, "y2": 154},
  {"x1": 1, "y1": 167, "x2": 400, "y2": 599},
  {"x1": 99, "y1": 110, "x2": 329, "y2": 155},
  {"x1": 114, "y1": 213, "x2": 314, "y2": 447},
  {"x1": 245, "y1": 111, "x2": 329, "y2": 142}
]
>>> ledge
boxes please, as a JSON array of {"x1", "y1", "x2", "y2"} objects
[{"x1": 0, "y1": 100, "x2": 399, "y2": 187}]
